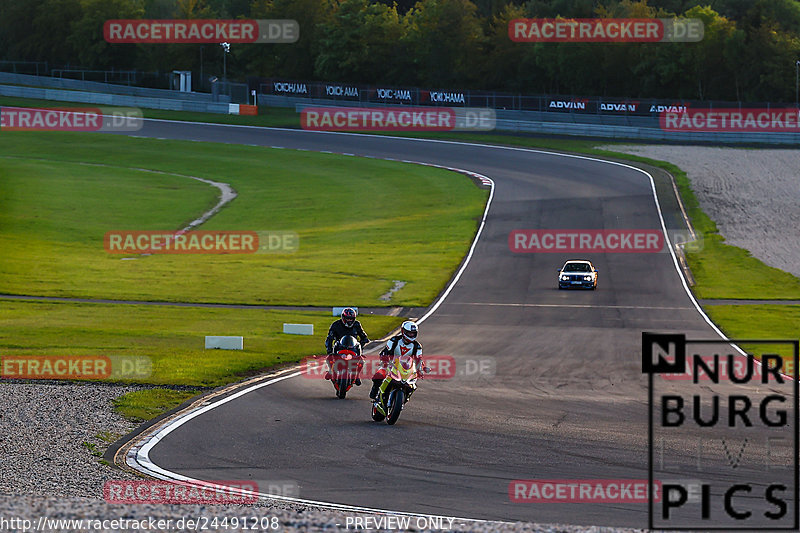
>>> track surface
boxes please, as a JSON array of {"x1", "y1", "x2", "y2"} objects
[{"x1": 123, "y1": 123, "x2": 794, "y2": 528}]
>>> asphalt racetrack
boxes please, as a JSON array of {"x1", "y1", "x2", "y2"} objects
[{"x1": 121, "y1": 122, "x2": 795, "y2": 529}]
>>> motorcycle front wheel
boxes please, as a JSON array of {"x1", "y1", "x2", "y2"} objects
[
  {"x1": 336, "y1": 377, "x2": 349, "y2": 399},
  {"x1": 386, "y1": 389, "x2": 405, "y2": 425}
]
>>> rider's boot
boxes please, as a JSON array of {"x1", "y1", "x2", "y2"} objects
[{"x1": 369, "y1": 380, "x2": 381, "y2": 400}]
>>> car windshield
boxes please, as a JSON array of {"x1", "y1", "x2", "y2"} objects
[{"x1": 564, "y1": 263, "x2": 591, "y2": 272}]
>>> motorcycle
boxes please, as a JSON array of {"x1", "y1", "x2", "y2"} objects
[
  {"x1": 371, "y1": 354, "x2": 419, "y2": 425},
  {"x1": 327, "y1": 349, "x2": 364, "y2": 399}
]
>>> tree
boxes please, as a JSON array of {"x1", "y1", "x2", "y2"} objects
[
  {"x1": 246, "y1": 0, "x2": 334, "y2": 78},
  {"x1": 26, "y1": 0, "x2": 83, "y2": 64},
  {"x1": 402, "y1": 0, "x2": 487, "y2": 87},
  {"x1": 314, "y1": 0, "x2": 408, "y2": 84},
  {"x1": 68, "y1": 0, "x2": 144, "y2": 69}
]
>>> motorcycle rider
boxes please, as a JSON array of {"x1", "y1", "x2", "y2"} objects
[
  {"x1": 325, "y1": 307, "x2": 370, "y2": 385},
  {"x1": 369, "y1": 320, "x2": 426, "y2": 400}
]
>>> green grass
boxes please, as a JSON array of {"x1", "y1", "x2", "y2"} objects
[
  {"x1": 704, "y1": 305, "x2": 800, "y2": 372},
  {"x1": 0, "y1": 133, "x2": 487, "y2": 307},
  {"x1": 0, "y1": 122, "x2": 484, "y2": 419},
  {"x1": 113, "y1": 389, "x2": 202, "y2": 422},
  {"x1": 0, "y1": 298, "x2": 403, "y2": 387},
  {"x1": 0, "y1": 297, "x2": 403, "y2": 420},
  {"x1": 705, "y1": 305, "x2": 800, "y2": 340}
]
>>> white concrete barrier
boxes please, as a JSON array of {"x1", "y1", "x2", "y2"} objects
[
  {"x1": 332, "y1": 307, "x2": 358, "y2": 316},
  {"x1": 205, "y1": 336, "x2": 243, "y2": 350},
  {"x1": 283, "y1": 324, "x2": 314, "y2": 335},
  {"x1": 228, "y1": 103, "x2": 240, "y2": 115}
]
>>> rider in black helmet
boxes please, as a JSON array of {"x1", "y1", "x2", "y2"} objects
[{"x1": 325, "y1": 307, "x2": 370, "y2": 384}]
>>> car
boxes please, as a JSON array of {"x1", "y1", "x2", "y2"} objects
[{"x1": 557, "y1": 260, "x2": 598, "y2": 290}]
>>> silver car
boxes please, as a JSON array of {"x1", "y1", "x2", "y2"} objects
[{"x1": 557, "y1": 260, "x2": 598, "y2": 290}]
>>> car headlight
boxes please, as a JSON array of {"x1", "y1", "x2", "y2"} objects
[
  {"x1": 584, "y1": 275, "x2": 592, "y2": 281},
  {"x1": 560, "y1": 275, "x2": 569, "y2": 281}
]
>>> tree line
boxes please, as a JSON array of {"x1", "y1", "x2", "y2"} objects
[{"x1": 1, "y1": 0, "x2": 799, "y2": 102}]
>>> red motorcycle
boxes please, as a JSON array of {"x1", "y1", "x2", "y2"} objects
[{"x1": 326, "y1": 336, "x2": 365, "y2": 399}]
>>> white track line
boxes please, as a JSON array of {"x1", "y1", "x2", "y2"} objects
[
  {"x1": 127, "y1": 119, "x2": 756, "y2": 520},
  {"x1": 456, "y1": 302, "x2": 694, "y2": 310}
]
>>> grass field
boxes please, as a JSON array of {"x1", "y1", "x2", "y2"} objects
[
  {"x1": 0, "y1": 126, "x2": 485, "y2": 418},
  {"x1": 0, "y1": 133, "x2": 487, "y2": 306},
  {"x1": 0, "y1": 298, "x2": 402, "y2": 387},
  {"x1": 704, "y1": 305, "x2": 800, "y2": 370}
]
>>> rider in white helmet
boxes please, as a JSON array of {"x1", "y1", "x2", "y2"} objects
[{"x1": 369, "y1": 320, "x2": 426, "y2": 399}]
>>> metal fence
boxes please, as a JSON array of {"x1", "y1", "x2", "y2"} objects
[
  {"x1": 51, "y1": 69, "x2": 154, "y2": 86},
  {"x1": 0, "y1": 61, "x2": 49, "y2": 76},
  {"x1": 213, "y1": 80, "x2": 251, "y2": 104}
]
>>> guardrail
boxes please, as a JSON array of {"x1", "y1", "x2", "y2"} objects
[
  {"x1": 0, "y1": 85, "x2": 231, "y2": 114},
  {"x1": 3, "y1": 81, "x2": 798, "y2": 144},
  {"x1": 279, "y1": 96, "x2": 800, "y2": 145},
  {"x1": 0, "y1": 72, "x2": 230, "y2": 103}
]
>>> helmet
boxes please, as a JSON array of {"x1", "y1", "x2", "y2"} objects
[
  {"x1": 400, "y1": 321, "x2": 418, "y2": 343},
  {"x1": 341, "y1": 307, "x2": 357, "y2": 328},
  {"x1": 335, "y1": 335, "x2": 361, "y2": 356}
]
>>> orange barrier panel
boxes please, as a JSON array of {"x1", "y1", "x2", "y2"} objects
[{"x1": 239, "y1": 104, "x2": 258, "y2": 115}]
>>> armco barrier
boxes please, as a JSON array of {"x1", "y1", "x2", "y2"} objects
[
  {"x1": 0, "y1": 71, "x2": 230, "y2": 103},
  {"x1": 285, "y1": 98, "x2": 800, "y2": 145},
  {"x1": 0, "y1": 85, "x2": 231, "y2": 114},
  {"x1": 4, "y1": 82, "x2": 799, "y2": 143}
]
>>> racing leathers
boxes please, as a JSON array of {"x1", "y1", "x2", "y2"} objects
[
  {"x1": 369, "y1": 334, "x2": 424, "y2": 399},
  {"x1": 325, "y1": 319, "x2": 369, "y2": 355}
]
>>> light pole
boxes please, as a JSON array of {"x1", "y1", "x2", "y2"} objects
[
  {"x1": 221, "y1": 42, "x2": 230, "y2": 82},
  {"x1": 796, "y1": 60, "x2": 800, "y2": 108},
  {"x1": 220, "y1": 42, "x2": 231, "y2": 98}
]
